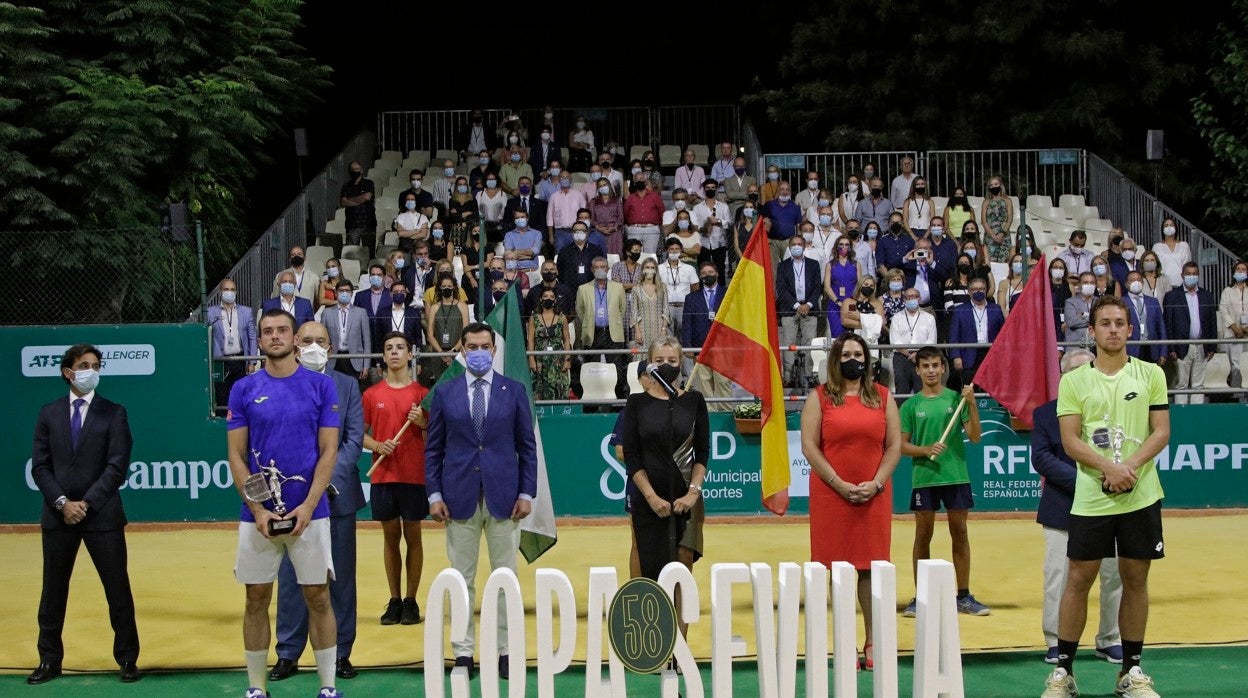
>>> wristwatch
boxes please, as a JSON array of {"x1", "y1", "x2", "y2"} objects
[
  {"x1": 689, "y1": 484, "x2": 703, "y2": 496},
  {"x1": 874, "y1": 481, "x2": 885, "y2": 495},
  {"x1": 53, "y1": 496, "x2": 67, "y2": 511}
]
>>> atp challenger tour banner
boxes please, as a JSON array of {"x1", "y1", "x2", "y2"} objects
[{"x1": 2, "y1": 325, "x2": 1246, "y2": 523}]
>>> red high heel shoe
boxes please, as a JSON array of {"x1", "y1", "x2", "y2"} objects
[{"x1": 859, "y1": 643, "x2": 874, "y2": 671}]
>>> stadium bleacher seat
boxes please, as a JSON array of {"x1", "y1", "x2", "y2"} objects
[
  {"x1": 375, "y1": 244, "x2": 396, "y2": 262},
  {"x1": 629, "y1": 145, "x2": 648, "y2": 162},
  {"x1": 625, "y1": 360, "x2": 644, "y2": 394},
  {"x1": 341, "y1": 244, "x2": 370, "y2": 266},
  {"x1": 1205, "y1": 353, "x2": 1231, "y2": 389},
  {"x1": 931, "y1": 196, "x2": 948, "y2": 214},
  {"x1": 658, "y1": 144, "x2": 682, "y2": 168},
  {"x1": 1058, "y1": 194, "x2": 1085, "y2": 210},
  {"x1": 561, "y1": 147, "x2": 570, "y2": 163},
  {"x1": 809, "y1": 337, "x2": 829, "y2": 384},
  {"x1": 434, "y1": 149, "x2": 458, "y2": 164},
  {"x1": 339, "y1": 258, "x2": 360, "y2": 284},
  {"x1": 1026, "y1": 195, "x2": 1054, "y2": 211},
  {"x1": 689, "y1": 144, "x2": 710, "y2": 166},
  {"x1": 382, "y1": 231, "x2": 399, "y2": 246},
  {"x1": 579, "y1": 362, "x2": 618, "y2": 400},
  {"x1": 304, "y1": 245, "x2": 333, "y2": 272},
  {"x1": 968, "y1": 195, "x2": 985, "y2": 213},
  {"x1": 607, "y1": 253, "x2": 621, "y2": 268},
  {"x1": 322, "y1": 217, "x2": 346, "y2": 245}
]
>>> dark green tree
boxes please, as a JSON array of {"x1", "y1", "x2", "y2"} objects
[{"x1": 1194, "y1": 0, "x2": 1248, "y2": 250}]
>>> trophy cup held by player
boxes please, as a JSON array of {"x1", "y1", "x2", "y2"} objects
[
  {"x1": 1091, "y1": 411, "x2": 1143, "y2": 495},
  {"x1": 243, "y1": 451, "x2": 308, "y2": 536}
]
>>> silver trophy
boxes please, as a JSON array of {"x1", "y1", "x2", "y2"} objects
[
  {"x1": 1090, "y1": 412, "x2": 1143, "y2": 494},
  {"x1": 244, "y1": 450, "x2": 307, "y2": 535}
]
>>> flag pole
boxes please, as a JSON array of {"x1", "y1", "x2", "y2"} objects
[{"x1": 938, "y1": 393, "x2": 969, "y2": 444}]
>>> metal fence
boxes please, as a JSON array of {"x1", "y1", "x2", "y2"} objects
[
  {"x1": 761, "y1": 150, "x2": 920, "y2": 195},
  {"x1": 925, "y1": 149, "x2": 1085, "y2": 205}
]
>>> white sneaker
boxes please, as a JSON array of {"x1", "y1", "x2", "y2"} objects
[
  {"x1": 1041, "y1": 667, "x2": 1079, "y2": 697},
  {"x1": 1115, "y1": 666, "x2": 1160, "y2": 697}
]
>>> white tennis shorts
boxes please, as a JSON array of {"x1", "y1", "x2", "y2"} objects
[{"x1": 234, "y1": 518, "x2": 335, "y2": 585}]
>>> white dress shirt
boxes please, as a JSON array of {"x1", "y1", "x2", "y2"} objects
[{"x1": 68, "y1": 389, "x2": 96, "y2": 422}]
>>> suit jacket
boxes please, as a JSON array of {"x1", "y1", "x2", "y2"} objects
[
  {"x1": 721, "y1": 173, "x2": 757, "y2": 205},
  {"x1": 327, "y1": 371, "x2": 366, "y2": 517},
  {"x1": 575, "y1": 280, "x2": 627, "y2": 344},
  {"x1": 270, "y1": 267, "x2": 321, "y2": 303},
  {"x1": 31, "y1": 394, "x2": 132, "y2": 531},
  {"x1": 260, "y1": 296, "x2": 314, "y2": 329},
  {"x1": 1163, "y1": 286, "x2": 1217, "y2": 358},
  {"x1": 1125, "y1": 293, "x2": 1166, "y2": 358},
  {"x1": 353, "y1": 289, "x2": 393, "y2": 357},
  {"x1": 1063, "y1": 294, "x2": 1094, "y2": 346},
  {"x1": 775, "y1": 257, "x2": 823, "y2": 318},
  {"x1": 376, "y1": 304, "x2": 424, "y2": 350},
  {"x1": 323, "y1": 304, "x2": 372, "y2": 372},
  {"x1": 207, "y1": 303, "x2": 257, "y2": 357},
  {"x1": 949, "y1": 301, "x2": 1005, "y2": 368},
  {"x1": 1030, "y1": 400, "x2": 1077, "y2": 530},
  {"x1": 683, "y1": 283, "x2": 724, "y2": 347},
  {"x1": 529, "y1": 141, "x2": 561, "y2": 173},
  {"x1": 501, "y1": 195, "x2": 548, "y2": 234},
  {"x1": 425, "y1": 372, "x2": 538, "y2": 520}
]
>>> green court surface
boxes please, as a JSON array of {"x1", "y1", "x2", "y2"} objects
[{"x1": 3, "y1": 645, "x2": 1242, "y2": 696}]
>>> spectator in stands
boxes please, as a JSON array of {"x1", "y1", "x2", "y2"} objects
[
  {"x1": 710, "y1": 141, "x2": 737, "y2": 182},
  {"x1": 665, "y1": 209, "x2": 703, "y2": 266},
  {"x1": 428, "y1": 221, "x2": 451, "y2": 263},
  {"x1": 807, "y1": 206, "x2": 838, "y2": 267},
  {"x1": 502, "y1": 176, "x2": 546, "y2": 241},
  {"x1": 446, "y1": 176, "x2": 479, "y2": 245},
  {"x1": 396, "y1": 169, "x2": 434, "y2": 216},
  {"x1": 795, "y1": 170, "x2": 823, "y2": 218},
  {"x1": 1137, "y1": 249, "x2": 1171, "y2": 301},
  {"x1": 1152, "y1": 217, "x2": 1191, "y2": 286},
  {"x1": 890, "y1": 287, "x2": 937, "y2": 397},
  {"x1": 838, "y1": 174, "x2": 865, "y2": 229},
  {"x1": 567, "y1": 115, "x2": 595, "y2": 172},
  {"x1": 877, "y1": 211, "x2": 915, "y2": 278},
  {"x1": 383, "y1": 250, "x2": 407, "y2": 290},
  {"x1": 502, "y1": 209, "x2": 543, "y2": 272},
  {"x1": 852, "y1": 221, "x2": 877, "y2": 280},
  {"x1": 209, "y1": 278, "x2": 257, "y2": 409},
  {"x1": 660, "y1": 237, "x2": 700, "y2": 339},
  {"x1": 623, "y1": 176, "x2": 665, "y2": 254},
  {"x1": 476, "y1": 172, "x2": 509, "y2": 244},
  {"x1": 1125, "y1": 271, "x2": 1166, "y2": 365},
  {"x1": 1164, "y1": 261, "x2": 1217, "y2": 404},
  {"x1": 317, "y1": 258, "x2": 343, "y2": 310},
  {"x1": 941, "y1": 186, "x2": 976, "y2": 239},
  {"x1": 496, "y1": 254, "x2": 530, "y2": 298},
  {"x1": 598, "y1": 153, "x2": 624, "y2": 193},
  {"x1": 841, "y1": 275, "x2": 885, "y2": 361},
  {"x1": 777, "y1": 234, "x2": 823, "y2": 388},
  {"x1": 890, "y1": 156, "x2": 918, "y2": 211},
  {"x1": 527, "y1": 286, "x2": 573, "y2": 401},
  {"x1": 610, "y1": 239, "x2": 644, "y2": 338},
  {"x1": 406, "y1": 243, "x2": 433, "y2": 302},
  {"x1": 1048, "y1": 258, "x2": 1071, "y2": 342},
  {"x1": 591, "y1": 177, "x2": 625, "y2": 255},
  {"x1": 430, "y1": 158, "x2": 456, "y2": 211},
  {"x1": 761, "y1": 163, "x2": 782, "y2": 204},
  {"x1": 1110, "y1": 237, "x2": 1140, "y2": 288},
  {"x1": 536, "y1": 161, "x2": 562, "y2": 201},
  {"x1": 995, "y1": 252, "x2": 1029, "y2": 315},
  {"x1": 630, "y1": 257, "x2": 670, "y2": 350},
  {"x1": 901, "y1": 177, "x2": 933, "y2": 239},
  {"x1": 881, "y1": 268, "x2": 908, "y2": 330},
  {"x1": 458, "y1": 110, "x2": 495, "y2": 161},
  {"x1": 468, "y1": 150, "x2": 498, "y2": 193},
  {"x1": 423, "y1": 275, "x2": 468, "y2": 385},
  {"x1": 855, "y1": 177, "x2": 894, "y2": 234},
  {"x1": 675, "y1": 149, "x2": 707, "y2": 198},
  {"x1": 722, "y1": 156, "x2": 755, "y2": 216},
  {"x1": 1055, "y1": 229, "x2": 1092, "y2": 278},
  {"x1": 547, "y1": 174, "x2": 590, "y2": 252},
  {"x1": 901, "y1": 237, "x2": 941, "y2": 318},
  {"x1": 495, "y1": 112, "x2": 528, "y2": 147},
  {"x1": 763, "y1": 180, "x2": 802, "y2": 267},
  {"x1": 804, "y1": 188, "x2": 833, "y2": 227},
  {"x1": 525, "y1": 259, "x2": 575, "y2": 319},
  {"x1": 574, "y1": 207, "x2": 606, "y2": 255},
  {"x1": 602, "y1": 141, "x2": 625, "y2": 172},
  {"x1": 498, "y1": 147, "x2": 532, "y2": 196},
  {"x1": 824, "y1": 236, "x2": 859, "y2": 338},
  {"x1": 692, "y1": 181, "x2": 730, "y2": 279},
  {"x1": 555, "y1": 221, "x2": 604, "y2": 289},
  {"x1": 482, "y1": 278, "x2": 511, "y2": 315},
  {"x1": 662, "y1": 188, "x2": 690, "y2": 227},
  {"x1": 395, "y1": 191, "x2": 431, "y2": 253},
  {"x1": 1221, "y1": 261, "x2": 1248, "y2": 394},
  {"x1": 961, "y1": 234, "x2": 996, "y2": 290},
  {"x1": 325, "y1": 279, "x2": 371, "y2": 381},
  {"x1": 539, "y1": 106, "x2": 559, "y2": 144},
  {"x1": 530, "y1": 125, "x2": 560, "y2": 175},
  {"x1": 949, "y1": 276, "x2": 1004, "y2": 388},
  {"x1": 942, "y1": 252, "x2": 977, "y2": 317},
  {"x1": 340, "y1": 162, "x2": 376, "y2": 247},
  {"x1": 1064, "y1": 272, "x2": 1098, "y2": 348},
  {"x1": 981, "y1": 176, "x2": 1014, "y2": 263},
  {"x1": 575, "y1": 256, "x2": 628, "y2": 397},
  {"x1": 1105, "y1": 230, "x2": 1125, "y2": 268},
  {"x1": 272, "y1": 246, "x2": 320, "y2": 303},
  {"x1": 580, "y1": 163, "x2": 604, "y2": 201},
  {"x1": 1091, "y1": 254, "x2": 1120, "y2": 298},
  {"x1": 354, "y1": 265, "x2": 392, "y2": 356},
  {"x1": 1016, "y1": 225, "x2": 1043, "y2": 266},
  {"x1": 928, "y1": 216, "x2": 958, "y2": 278},
  {"x1": 682, "y1": 261, "x2": 730, "y2": 404},
  {"x1": 263, "y1": 270, "x2": 315, "y2": 327},
  {"x1": 640, "y1": 151, "x2": 664, "y2": 192},
  {"x1": 384, "y1": 280, "x2": 423, "y2": 351}
]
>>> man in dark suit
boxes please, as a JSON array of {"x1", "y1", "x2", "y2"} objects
[
  {"x1": 262, "y1": 270, "x2": 315, "y2": 328},
  {"x1": 353, "y1": 263, "x2": 393, "y2": 367},
  {"x1": 1163, "y1": 261, "x2": 1218, "y2": 404},
  {"x1": 29, "y1": 344, "x2": 140, "y2": 684},
  {"x1": 458, "y1": 110, "x2": 497, "y2": 162},
  {"x1": 776, "y1": 235, "x2": 822, "y2": 388},
  {"x1": 379, "y1": 280, "x2": 424, "y2": 351},
  {"x1": 501, "y1": 176, "x2": 548, "y2": 236},
  {"x1": 208, "y1": 278, "x2": 258, "y2": 410},
  {"x1": 426, "y1": 322, "x2": 537, "y2": 680},
  {"x1": 1124, "y1": 271, "x2": 1167, "y2": 364},
  {"x1": 1031, "y1": 348, "x2": 1122, "y2": 666},
  {"x1": 682, "y1": 261, "x2": 730, "y2": 405},
  {"x1": 948, "y1": 276, "x2": 1005, "y2": 389},
  {"x1": 529, "y1": 125, "x2": 561, "y2": 175},
  {"x1": 270, "y1": 322, "x2": 367, "y2": 682}
]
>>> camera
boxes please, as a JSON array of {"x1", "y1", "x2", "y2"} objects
[{"x1": 914, "y1": 249, "x2": 929, "y2": 260}]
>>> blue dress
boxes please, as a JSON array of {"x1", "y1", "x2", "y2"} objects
[{"x1": 825, "y1": 260, "x2": 859, "y2": 337}]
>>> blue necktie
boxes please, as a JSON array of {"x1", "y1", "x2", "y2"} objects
[
  {"x1": 71, "y1": 398, "x2": 85, "y2": 449},
  {"x1": 471, "y1": 378, "x2": 486, "y2": 440}
]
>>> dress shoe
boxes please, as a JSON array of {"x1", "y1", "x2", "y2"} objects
[
  {"x1": 268, "y1": 657, "x2": 299, "y2": 681},
  {"x1": 335, "y1": 657, "x2": 358, "y2": 679},
  {"x1": 26, "y1": 663, "x2": 61, "y2": 685},
  {"x1": 453, "y1": 655, "x2": 475, "y2": 680},
  {"x1": 120, "y1": 660, "x2": 141, "y2": 682},
  {"x1": 499, "y1": 654, "x2": 509, "y2": 680}
]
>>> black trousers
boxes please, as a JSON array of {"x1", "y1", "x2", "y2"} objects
[
  {"x1": 38, "y1": 527, "x2": 139, "y2": 665},
  {"x1": 213, "y1": 354, "x2": 247, "y2": 411}
]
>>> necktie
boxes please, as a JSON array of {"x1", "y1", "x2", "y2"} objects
[
  {"x1": 471, "y1": 378, "x2": 486, "y2": 439},
  {"x1": 522, "y1": 197, "x2": 529, "y2": 213},
  {"x1": 1136, "y1": 297, "x2": 1147, "y2": 337},
  {"x1": 71, "y1": 398, "x2": 85, "y2": 449}
]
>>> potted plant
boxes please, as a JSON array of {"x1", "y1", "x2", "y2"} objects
[{"x1": 733, "y1": 400, "x2": 764, "y2": 435}]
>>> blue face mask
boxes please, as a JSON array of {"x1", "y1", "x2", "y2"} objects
[
  {"x1": 1012, "y1": 262, "x2": 1024, "y2": 275},
  {"x1": 1183, "y1": 274, "x2": 1200, "y2": 288},
  {"x1": 280, "y1": 282, "x2": 295, "y2": 296},
  {"x1": 369, "y1": 275, "x2": 383, "y2": 289},
  {"x1": 457, "y1": 184, "x2": 468, "y2": 194},
  {"x1": 559, "y1": 179, "x2": 572, "y2": 189},
  {"x1": 394, "y1": 257, "x2": 406, "y2": 269},
  {"x1": 337, "y1": 291, "x2": 352, "y2": 304},
  {"x1": 466, "y1": 348, "x2": 493, "y2": 376},
  {"x1": 904, "y1": 299, "x2": 920, "y2": 312},
  {"x1": 510, "y1": 153, "x2": 521, "y2": 163},
  {"x1": 432, "y1": 228, "x2": 444, "y2": 239},
  {"x1": 549, "y1": 167, "x2": 561, "y2": 177},
  {"x1": 677, "y1": 220, "x2": 689, "y2": 230},
  {"x1": 444, "y1": 167, "x2": 455, "y2": 177},
  {"x1": 515, "y1": 217, "x2": 528, "y2": 229},
  {"x1": 889, "y1": 280, "x2": 903, "y2": 292},
  {"x1": 405, "y1": 200, "x2": 416, "y2": 211},
  {"x1": 819, "y1": 215, "x2": 833, "y2": 226},
  {"x1": 867, "y1": 229, "x2": 878, "y2": 240},
  {"x1": 479, "y1": 156, "x2": 490, "y2": 166}
]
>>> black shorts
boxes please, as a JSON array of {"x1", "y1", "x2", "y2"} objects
[
  {"x1": 1067, "y1": 499, "x2": 1164, "y2": 561},
  {"x1": 370, "y1": 483, "x2": 429, "y2": 522},
  {"x1": 909, "y1": 483, "x2": 975, "y2": 512}
]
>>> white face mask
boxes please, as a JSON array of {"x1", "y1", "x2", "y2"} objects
[
  {"x1": 668, "y1": 252, "x2": 681, "y2": 262},
  {"x1": 71, "y1": 368, "x2": 100, "y2": 394},
  {"x1": 1080, "y1": 283, "x2": 1096, "y2": 297},
  {"x1": 1129, "y1": 281, "x2": 1143, "y2": 295},
  {"x1": 673, "y1": 200, "x2": 686, "y2": 210},
  {"x1": 298, "y1": 343, "x2": 328, "y2": 372},
  {"x1": 1163, "y1": 226, "x2": 1176, "y2": 236},
  {"x1": 1122, "y1": 249, "x2": 1136, "y2": 261},
  {"x1": 221, "y1": 290, "x2": 236, "y2": 304}
]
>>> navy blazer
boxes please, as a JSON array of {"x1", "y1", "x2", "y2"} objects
[
  {"x1": 501, "y1": 194, "x2": 548, "y2": 234},
  {"x1": 425, "y1": 372, "x2": 538, "y2": 520},
  {"x1": 1125, "y1": 294, "x2": 1167, "y2": 359},
  {"x1": 260, "y1": 296, "x2": 314, "y2": 329},
  {"x1": 207, "y1": 303, "x2": 257, "y2": 357},
  {"x1": 375, "y1": 304, "x2": 424, "y2": 351},
  {"x1": 775, "y1": 257, "x2": 823, "y2": 317},
  {"x1": 1031, "y1": 399, "x2": 1077, "y2": 530},
  {"x1": 31, "y1": 394, "x2": 133, "y2": 531},
  {"x1": 682, "y1": 283, "x2": 724, "y2": 348},
  {"x1": 529, "y1": 141, "x2": 561, "y2": 173},
  {"x1": 328, "y1": 371, "x2": 366, "y2": 517},
  {"x1": 948, "y1": 301, "x2": 1005, "y2": 368},
  {"x1": 1163, "y1": 286, "x2": 1217, "y2": 359}
]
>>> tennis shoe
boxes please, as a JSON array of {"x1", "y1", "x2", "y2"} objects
[
  {"x1": 1040, "y1": 667, "x2": 1079, "y2": 697},
  {"x1": 1115, "y1": 666, "x2": 1159, "y2": 697}
]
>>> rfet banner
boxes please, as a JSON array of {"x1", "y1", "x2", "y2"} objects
[{"x1": 3, "y1": 324, "x2": 1246, "y2": 523}]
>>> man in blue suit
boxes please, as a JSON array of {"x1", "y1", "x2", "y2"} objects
[
  {"x1": 426, "y1": 322, "x2": 537, "y2": 681},
  {"x1": 262, "y1": 270, "x2": 314, "y2": 328},
  {"x1": 1163, "y1": 261, "x2": 1218, "y2": 404},
  {"x1": 1031, "y1": 348, "x2": 1122, "y2": 666},
  {"x1": 682, "y1": 260, "x2": 730, "y2": 404},
  {"x1": 353, "y1": 264, "x2": 393, "y2": 364},
  {"x1": 208, "y1": 278, "x2": 257, "y2": 410},
  {"x1": 1124, "y1": 271, "x2": 1167, "y2": 365},
  {"x1": 269, "y1": 321, "x2": 366, "y2": 682},
  {"x1": 948, "y1": 277, "x2": 1005, "y2": 389},
  {"x1": 775, "y1": 236, "x2": 822, "y2": 388}
]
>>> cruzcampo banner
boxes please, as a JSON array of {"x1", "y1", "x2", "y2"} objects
[{"x1": 3, "y1": 324, "x2": 1247, "y2": 522}]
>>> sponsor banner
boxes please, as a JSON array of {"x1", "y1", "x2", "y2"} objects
[{"x1": 21, "y1": 343, "x2": 157, "y2": 377}]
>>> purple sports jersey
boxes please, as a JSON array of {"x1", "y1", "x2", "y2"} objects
[{"x1": 227, "y1": 366, "x2": 340, "y2": 522}]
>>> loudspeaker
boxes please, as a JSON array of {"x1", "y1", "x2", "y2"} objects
[
  {"x1": 294, "y1": 128, "x2": 309, "y2": 157},
  {"x1": 160, "y1": 202, "x2": 191, "y2": 242},
  {"x1": 1146, "y1": 130, "x2": 1164, "y2": 161}
]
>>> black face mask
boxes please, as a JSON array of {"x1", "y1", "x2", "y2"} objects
[
  {"x1": 951, "y1": 196, "x2": 966, "y2": 205},
  {"x1": 848, "y1": 230, "x2": 860, "y2": 240},
  {"x1": 964, "y1": 231, "x2": 979, "y2": 240},
  {"x1": 747, "y1": 192, "x2": 760, "y2": 203},
  {"x1": 654, "y1": 362, "x2": 681, "y2": 385},
  {"x1": 440, "y1": 287, "x2": 454, "y2": 298},
  {"x1": 700, "y1": 275, "x2": 717, "y2": 287},
  {"x1": 350, "y1": 170, "x2": 361, "y2": 179},
  {"x1": 840, "y1": 359, "x2": 866, "y2": 381},
  {"x1": 704, "y1": 189, "x2": 716, "y2": 199},
  {"x1": 643, "y1": 159, "x2": 655, "y2": 169},
  {"x1": 631, "y1": 181, "x2": 645, "y2": 193},
  {"x1": 989, "y1": 186, "x2": 1002, "y2": 195},
  {"x1": 871, "y1": 187, "x2": 882, "y2": 197},
  {"x1": 541, "y1": 271, "x2": 558, "y2": 282},
  {"x1": 915, "y1": 186, "x2": 926, "y2": 194},
  {"x1": 890, "y1": 222, "x2": 902, "y2": 234},
  {"x1": 438, "y1": 271, "x2": 453, "y2": 280},
  {"x1": 860, "y1": 285, "x2": 876, "y2": 298},
  {"x1": 541, "y1": 298, "x2": 556, "y2": 309},
  {"x1": 489, "y1": 269, "x2": 505, "y2": 281},
  {"x1": 957, "y1": 263, "x2": 973, "y2": 275},
  {"x1": 290, "y1": 256, "x2": 304, "y2": 267},
  {"x1": 492, "y1": 291, "x2": 505, "y2": 301},
  {"x1": 627, "y1": 251, "x2": 641, "y2": 261}
]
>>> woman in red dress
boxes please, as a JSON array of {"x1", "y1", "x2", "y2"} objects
[{"x1": 800, "y1": 331, "x2": 901, "y2": 670}]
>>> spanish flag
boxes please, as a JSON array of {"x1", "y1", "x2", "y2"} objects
[{"x1": 696, "y1": 217, "x2": 790, "y2": 515}]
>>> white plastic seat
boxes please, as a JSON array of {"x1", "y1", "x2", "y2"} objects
[
  {"x1": 629, "y1": 145, "x2": 649, "y2": 162},
  {"x1": 341, "y1": 244, "x2": 369, "y2": 265},
  {"x1": 607, "y1": 253, "x2": 621, "y2": 268},
  {"x1": 809, "y1": 336, "x2": 829, "y2": 384},
  {"x1": 304, "y1": 245, "x2": 333, "y2": 272},
  {"x1": 580, "y1": 362, "x2": 618, "y2": 400},
  {"x1": 625, "y1": 360, "x2": 644, "y2": 394},
  {"x1": 339, "y1": 258, "x2": 360, "y2": 284},
  {"x1": 382, "y1": 231, "x2": 400, "y2": 246},
  {"x1": 658, "y1": 144, "x2": 682, "y2": 167},
  {"x1": 1058, "y1": 194, "x2": 1086, "y2": 209},
  {"x1": 435, "y1": 149, "x2": 458, "y2": 164},
  {"x1": 1026, "y1": 195, "x2": 1054, "y2": 211},
  {"x1": 1205, "y1": 353, "x2": 1231, "y2": 389},
  {"x1": 689, "y1": 144, "x2": 710, "y2": 165}
]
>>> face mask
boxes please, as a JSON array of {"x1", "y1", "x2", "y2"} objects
[
  {"x1": 863, "y1": 170, "x2": 875, "y2": 179},
  {"x1": 1012, "y1": 262, "x2": 1024, "y2": 275},
  {"x1": 491, "y1": 290, "x2": 506, "y2": 302},
  {"x1": 704, "y1": 189, "x2": 717, "y2": 199},
  {"x1": 653, "y1": 362, "x2": 681, "y2": 385},
  {"x1": 410, "y1": 179, "x2": 422, "y2": 190},
  {"x1": 290, "y1": 255, "x2": 305, "y2": 267},
  {"x1": 516, "y1": 183, "x2": 532, "y2": 196},
  {"x1": 778, "y1": 195, "x2": 791, "y2": 203},
  {"x1": 643, "y1": 159, "x2": 655, "y2": 169},
  {"x1": 747, "y1": 192, "x2": 760, "y2": 202},
  {"x1": 819, "y1": 215, "x2": 833, "y2": 226},
  {"x1": 817, "y1": 198, "x2": 830, "y2": 208},
  {"x1": 734, "y1": 167, "x2": 746, "y2": 176},
  {"x1": 540, "y1": 133, "x2": 551, "y2": 143},
  {"x1": 544, "y1": 112, "x2": 554, "y2": 120},
  {"x1": 1081, "y1": 283, "x2": 1096, "y2": 297},
  {"x1": 456, "y1": 184, "x2": 469, "y2": 194},
  {"x1": 489, "y1": 269, "x2": 505, "y2": 281},
  {"x1": 444, "y1": 167, "x2": 455, "y2": 177},
  {"x1": 509, "y1": 153, "x2": 521, "y2": 163},
  {"x1": 576, "y1": 121, "x2": 586, "y2": 129},
  {"x1": 631, "y1": 167, "x2": 642, "y2": 176},
  {"x1": 438, "y1": 270, "x2": 453, "y2": 280},
  {"x1": 847, "y1": 230, "x2": 860, "y2": 240},
  {"x1": 848, "y1": 183, "x2": 859, "y2": 193},
  {"x1": 890, "y1": 222, "x2": 902, "y2": 234},
  {"x1": 667, "y1": 252, "x2": 682, "y2": 262},
  {"x1": 594, "y1": 269, "x2": 609, "y2": 281},
  {"x1": 807, "y1": 180, "x2": 819, "y2": 190},
  {"x1": 700, "y1": 275, "x2": 716, "y2": 287},
  {"x1": 297, "y1": 344, "x2": 328, "y2": 373},
  {"x1": 1128, "y1": 281, "x2": 1143, "y2": 295},
  {"x1": 790, "y1": 246, "x2": 805, "y2": 257},
  {"x1": 889, "y1": 280, "x2": 904, "y2": 292},
  {"x1": 989, "y1": 186, "x2": 1002, "y2": 195},
  {"x1": 405, "y1": 200, "x2": 417, "y2": 211},
  {"x1": 573, "y1": 232, "x2": 587, "y2": 243},
  {"x1": 837, "y1": 246, "x2": 850, "y2": 257},
  {"x1": 1117, "y1": 249, "x2": 1134, "y2": 261},
  {"x1": 1093, "y1": 264, "x2": 1107, "y2": 276},
  {"x1": 742, "y1": 207, "x2": 755, "y2": 217},
  {"x1": 626, "y1": 251, "x2": 641, "y2": 261},
  {"x1": 915, "y1": 186, "x2": 926, "y2": 195},
  {"x1": 964, "y1": 248, "x2": 977, "y2": 259},
  {"x1": 1183, "y1": 274, "x2": 1200, "y2": 288},
  {"x1": 866, "y1": 229, "x2": 878, "y2": 240},
  {"x1": 350, "y1": 169, "x2": 361, "y2": 179},
  {"x1": 542, "y1": 271, "x2": 558, "y2": 282},
  {"x1": 1050, "y1": 268, "x2": 1065, "y2": 281},
  {"x1": 971, "y1": 290, "x2": 987, "y2": 303},
  {"x1": 957, "y1": 264, "x2": 972, "y2": 276},
  {"x1": 415, "y1": 257, "x2": 428, "y2": 268},
  {"x1": 1163, "y1": 226, "x2": 1176, "y2": 236},
  {"x1": 642, "y1": 268, "x2": 657, "y2": 278},
  {"x1": 479, "y1": 156, "x2": 490, "y2": 166},
  {"x1": 280, "y1": 282, "x2": 295, "y2": 296},
  {"x1": 366, "y1": 275, "x2": 382, "y2": 289},
  {"x1": 559, "y1": 179, "x2": 572, "y2": 189},
  {"x1": 432, "y1": 228, "x2": 445, "y2": 239},
  {"x1": 486, "y1": 179, "x2": 497, "y2": 188},
  {"x1": 221, "y1": 290, "x2": 236, "y2": 304},
  {"x1": 544, "y1": 166, "x2": 561, "y2": 177},
  {"x1": 674, "y1": 200, "x2": 687, "y2": 210},
  {"x1": 541, "y1": 298, "x2": 556, "y2": 309},
  {"x1": 767, "y1": 172, "x2": 780, "y2": 181},
  {"x1": 677, "y1": 220, "x2": 690, "y2": 230},
  {"x1": 391, "y1": 292, "x2": 407, "y2": 305},
  {"x1": 930, "y1": 226, "x2": 943, "y2": 237},
  {"x1": 440, "y1": 287, "x2": 454, "y2": 298},
  {"x1": 1143, "y1": 261, "x2": 1157, "y2": 272},
  {"x1": 871, "y1": 187, "x2": 883, "y2": 197},
  {"x1": 598, "y1": 185, "x2": 611, "y2": 196},
  {"x1": 861, "y1": 285, "x2": 876, "y2": 298},
  {"x1": 1236, "y1": 272, "x2": 1248, "y2": 283},
  {"x1": 505, "y1": 260, "x2": 518, "y2": 271},
  {"x1": 904, "y1": 299, "x2": 920, "y2": 312},
  {"x1": 465, "y1": 348, "x2": 493, "y2": 376},
  {"x1": 839, "y1": 359, "x2": 866, "y2": 381}
]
